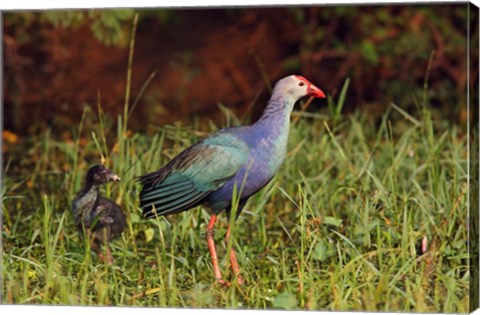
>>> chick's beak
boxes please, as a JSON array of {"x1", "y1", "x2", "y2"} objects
[
  {"x1": 307, "y1": 84, "x2": 326, "y2": 98},
  {"x1": 110, "y1": 174, "x2": 121, "y2": 182}
]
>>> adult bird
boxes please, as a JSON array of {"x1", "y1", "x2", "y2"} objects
[
  {"x1": 72, "y1": 164, "x2": 125, "y2": 264},
  {"x1": 138, "y1": 75, "x2": 326, "y2": 284}
]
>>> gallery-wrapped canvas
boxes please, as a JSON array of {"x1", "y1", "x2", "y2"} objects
[{"x1": 2, "y1": 1, "x2": 479, "y2": 313}]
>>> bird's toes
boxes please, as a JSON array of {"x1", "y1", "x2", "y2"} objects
[
  {"x1": 236, "y1": 275, "x2": 244, "y2": 286},
  {"x1": 215, "y1": 278, "x2": 230, "y2": 287}
]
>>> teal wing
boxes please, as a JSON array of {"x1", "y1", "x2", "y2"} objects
[{"x1": 139, "y1": 132, "x2": 249, "y2": 218}]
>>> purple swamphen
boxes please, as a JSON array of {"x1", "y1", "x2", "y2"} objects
[
  {"x1": 72, "y1": 164, "x2": 125, "y2": 264},
  {"x1": 138, "y1": 75, "x2": 326, "y2": 284}
]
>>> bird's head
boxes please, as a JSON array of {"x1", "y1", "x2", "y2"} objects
[
  {"x1": 85, "y1": 164, "x2": 121, "y2": 186},
  {"x1": 274, "y1": 75, "x2": 326, "y2": 102}
]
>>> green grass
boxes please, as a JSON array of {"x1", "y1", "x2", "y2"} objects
[{"x1": 1, "y1": 98, "x2": 470, "y2": 311}]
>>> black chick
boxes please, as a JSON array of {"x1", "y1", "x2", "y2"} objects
[{"x1": 72, "y1": 164, "x2": 126, "y2": 264}]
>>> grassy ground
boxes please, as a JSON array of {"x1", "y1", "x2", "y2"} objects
[{"x1": 1, "y1": 93, "x2": 470, "y2": 311}]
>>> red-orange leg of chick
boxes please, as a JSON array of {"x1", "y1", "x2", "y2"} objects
[
  {"x1": 226, "y1": 224, "x2": 244, "y2": 285},
  {"x1": 105, "y1": 246, "x2": 113, "y2": 265},
  {"x1": 96, "y1": 244, "x2": 113, "y2": 265},
  {"x1": 206, "y1": 215, "x2": 228, "y2": 285},
  {"x1": 98, "y1": 250, "x2": 113, "y2": 265}
]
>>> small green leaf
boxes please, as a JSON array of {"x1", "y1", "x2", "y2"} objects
[
  {"x1": 323, "y1": 216, "x2": 343, "y2": 227},
  {"x1": 144, "y1": 228, "x2": 155, "y2": 243},
  {"x1": 130, "y1": 212, "x2": 140, "y2": 223},
  {"x1": 273, "y1": 292, "x2": 298, "y2": 309},
  {"x1": 452, "y1": 239, "x2": 465, "y2": 249},
  {"x1": 312, "y1": 241, "x2": 328, "y2": 261}
]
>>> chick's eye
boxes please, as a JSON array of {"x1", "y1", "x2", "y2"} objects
[{"x1": 298, "y1": 82, "x2": 305, "y2": 87}]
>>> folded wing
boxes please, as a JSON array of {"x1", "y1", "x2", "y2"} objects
[{"x1": 138, "y1": 132, "x2": 249, "y2": 218}]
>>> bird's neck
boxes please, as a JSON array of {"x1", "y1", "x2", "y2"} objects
[
  {"x1": 73, "y1": 185, "x2": 99, "y2": 220},
  {"x1": 80, "y1": 180, "x2": 98, "y2": 196},
  {"x1": 76, "y1": 184, "x2": 99, "y2": 207},
  {"x1": 255, "y1": 94, "x2": 295, "y2": 129},
  {"x1": 247, "y1": 94, "x2": 295, "y2": 166},
  {"x1": 247, "y1": 94, "x2": 295, "y2": 174}
]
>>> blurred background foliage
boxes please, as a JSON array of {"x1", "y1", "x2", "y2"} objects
[{"x1": 3, "y1": 4, "x2": 476, "y2": 137}]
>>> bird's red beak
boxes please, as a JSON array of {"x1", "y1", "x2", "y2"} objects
[
  {"x1": 294, "y1": 75, "x2": 326, "y2": 98},
  {"x1": 307, "y1": 84, "x2": 326, "y2": 98}
]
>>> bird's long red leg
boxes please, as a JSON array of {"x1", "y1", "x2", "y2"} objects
[
  {"x1": 206, "y1": 215, "x2": 227, "y2": 285},
  {"x1": 226, "y1": 224, "x2": 244, "y2": 285}
]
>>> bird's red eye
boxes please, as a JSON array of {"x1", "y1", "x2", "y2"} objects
[{"x1": 298, "y1": 82, "x2": 305, "y2": 87}]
